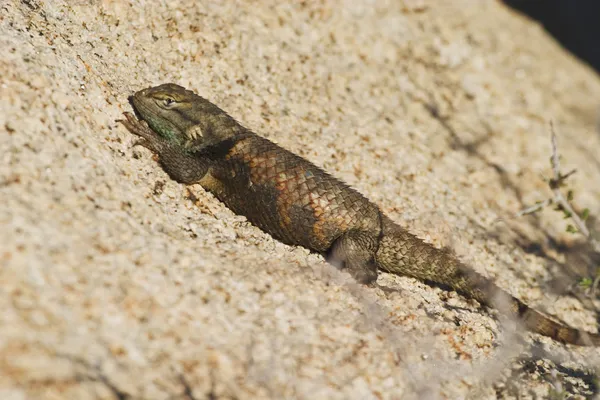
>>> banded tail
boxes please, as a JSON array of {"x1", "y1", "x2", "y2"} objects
[{"x1": 375, "y1": 217, "x2": 600, "y2": 346}]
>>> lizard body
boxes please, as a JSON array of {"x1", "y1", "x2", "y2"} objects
[{"x1": 120, "y1": 83, "x2": 600, "y2": 346}]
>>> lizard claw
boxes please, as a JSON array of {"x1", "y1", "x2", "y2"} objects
[
  {"x1": 118, "y1": 112, "x2": 156, "y2": 139},
  {"x1": 132, "y1": 138, "x2": 151, "y2": 149},
  {"x1": 118, "y1": 112, "x2": 164, "y2": 152}
]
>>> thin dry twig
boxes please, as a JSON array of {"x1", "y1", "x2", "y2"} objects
[
  {"x1": 547, "y1": 123, "x2": 590, "y2": 238},
  {"x1": 515, "y1": 199, "x2": 552, "y2": 218}
]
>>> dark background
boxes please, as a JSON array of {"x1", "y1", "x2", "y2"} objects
[{"x1": 504, "y1": 0, "x2": 600, "y2": 75}]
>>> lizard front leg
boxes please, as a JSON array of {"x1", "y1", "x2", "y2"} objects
[{"x1": 119, "y1": 112, "x2": 209, "y2": 184}]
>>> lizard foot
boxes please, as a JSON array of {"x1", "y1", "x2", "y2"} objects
[{"x1": 118, "y1": 112, "x2": 165, "y2": 153}]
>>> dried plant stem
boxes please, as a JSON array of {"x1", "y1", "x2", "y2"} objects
[{"x1": 548, "y1": 124, "x2": 591, "y2": 238}]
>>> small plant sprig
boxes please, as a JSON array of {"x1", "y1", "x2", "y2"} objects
[
  {"x1": 517, "y1": 123, "x2": 598, "y2": 247},
  {"x1": 517, "y1": 122, "x2": 600, "y2": 295}
]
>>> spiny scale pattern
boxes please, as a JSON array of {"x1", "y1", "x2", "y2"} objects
[{"x1": 212, "y1": 134, "x2": 381, "y2": 252}]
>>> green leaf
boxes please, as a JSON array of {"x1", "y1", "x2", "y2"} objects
[
  {"x1": 566, "y1": 224, "x2": 577, "y2": 233},
  {"x1": 582, "y1": 208, "x2": 590, "y2": 221},
  {"x1": 579, "y1": 277, "x2": 593, "y2": 288}
]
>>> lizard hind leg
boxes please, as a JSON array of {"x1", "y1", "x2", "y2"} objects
[{"x1": 327, "y1": 230, "x2": 379, "y2": 284}]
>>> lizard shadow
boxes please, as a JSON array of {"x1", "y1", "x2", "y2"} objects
[{"x1": 376, "y1": 280, "x2": 482, "y2": 316}]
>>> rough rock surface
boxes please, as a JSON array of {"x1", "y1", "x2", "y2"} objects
[{"x1": 2, "y1": 1, "x2": 600, "y2": 399}]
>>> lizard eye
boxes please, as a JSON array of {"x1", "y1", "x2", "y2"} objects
[{"x1": 162, "y1": 98, "x2": 176, "y2": 107}]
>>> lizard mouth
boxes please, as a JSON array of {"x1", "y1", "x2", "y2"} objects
[{"x1": 127, "y1": 95, "x2": 146, "y2": 122}]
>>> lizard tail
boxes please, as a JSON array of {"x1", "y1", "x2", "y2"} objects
[
  {"x1": 375, "y1": 222, "x2": 600, "y2": 346},
  {"x1": 511, "y1": 297, "x2": 600, "y2": 346}
]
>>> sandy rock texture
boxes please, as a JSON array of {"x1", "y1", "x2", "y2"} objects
[{"x1": 2, "y1": 0, "x2": 600, "y2": 398}]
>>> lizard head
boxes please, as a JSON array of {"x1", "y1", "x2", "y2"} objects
[{"x1": 129, "y1": 83, "x2": 243, "y2": 147}]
